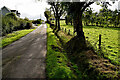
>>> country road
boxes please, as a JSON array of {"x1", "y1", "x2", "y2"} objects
[{"x1": 2, "y1": 23, "x2": 47, "y2": 78}]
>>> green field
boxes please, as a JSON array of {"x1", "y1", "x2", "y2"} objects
[
  {"x1": 1, "y1": 29, "x2": 35, "y2": 48},
  {"x1": 60, "y1": 20, "x2": 120, "y2": 65}
]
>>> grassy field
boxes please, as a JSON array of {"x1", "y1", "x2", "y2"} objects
[
  {"x1": 60, "y1": 20, "x2": 120, "y2": 65},
  {"x1": 1, "y1": 28, "x2": 35, "y2": 48},
  {"x1": 46, "y1": 23, "x2": 84, "y2": 79}
]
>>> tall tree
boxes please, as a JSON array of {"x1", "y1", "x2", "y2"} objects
[
  {"x1": 65, "y1": 15, "x2": 72, "y2": 25},
  {"x1": 44, "y1": 9, "x2": 51, "y2": 23},
  {"x1": 48, "y1": 1, "x2": 65, "y2": 32},
  {"x1": 83, "y1": 7, "x2": 93, "y2": 26},
  {"x1": 64, "y1": 2, "x2": 94, "y2": 44}
]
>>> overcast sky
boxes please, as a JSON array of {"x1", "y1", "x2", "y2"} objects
[{"x1": 0, "y1": 0, "x2": 119, "y2": 20}]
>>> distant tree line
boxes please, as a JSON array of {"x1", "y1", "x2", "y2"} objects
[
  {"x1": 32, "y1": 19, "x2": 42, "y2": 24},
  {"x1": 83, "y1": 7, "x2": 120, "y2": 27},
  {"x1": 64, "y1": 7, "x2": 120, "y2": 28}
]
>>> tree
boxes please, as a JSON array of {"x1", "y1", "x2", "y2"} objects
[
  {"x1": 83, "y1": 7, "x2": 93, "y2": 26},
  {"x1": 48, "y1": 1, "x2": 65, "y2": 32},
  {"x1": 44, "y1": 9, "x2": 51, "y2": 23},
  {"x1": 32, "y1": 19, "x2": 41, "y2": 24},
  {"x1": 65, "y1": 16, "x2": 68, "y2": 25},
  {"x1": 65, "y1": 15, "x2": 72, "y2": 25},
  {"x1": 24, "y1": 17, "x2": 29, "y2": 21},
  {"x1": 6, "y1": 13, "x2": 18, "y2": 21},
  {"x1": 64, "y1": 2, "x2": 94, "y2": 44},
  {"x1": 111, "y1": 9, "x2": 119, "y2": 27}
]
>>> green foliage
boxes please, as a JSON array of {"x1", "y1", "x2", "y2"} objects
[
  {"x1": 1, "y1": 29, "x2": 35, "y2": 48},
  {"x1": 26, "y1": 21, "x2": 33, "y2": 29},
  {"x1": 65, "y1": 15, "x2": 72, "y2": 25},
  {"x1": 32, "y1": 19, "x2": 41, "y2": 24},
  {"x1": 83, "y1": 7, "x2": 93, "y2": 26},
  {"x1": 83, "y1": 8, "x2": 120, "y2": 27},
  {"x1": 2, "y1": 13, "x2": 33, "y2": 36},
  {"x1": 24, "y1": 17, "x2": 29, "y2": 21},
  {"x1": 46, "y1": 23, "x2": 77, "y2": 79},
  {"x1": 6, "y1": 13, "x2": 18, "y2": 20},
  {"x1": 44, "y1": 8, "x2": 54, "y2": 23},
  {"x1": 19, "y1": 18, "x2": 27, "y2": 29},
  {"x1": 44, "y1": 10, "x2": 51, "y2": 21}
]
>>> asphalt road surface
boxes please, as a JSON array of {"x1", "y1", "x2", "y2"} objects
[{"x1": 2, "y1": 23, "x2": 47, "y2": 78}]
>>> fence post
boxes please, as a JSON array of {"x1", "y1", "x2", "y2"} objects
[{"x1": 98, "y1": 34, "x2": 101, "y2": 50}]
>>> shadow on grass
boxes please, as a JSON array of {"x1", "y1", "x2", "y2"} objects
[{"x1": 53, "y1": 28, "x2": 120, "y2": 80}]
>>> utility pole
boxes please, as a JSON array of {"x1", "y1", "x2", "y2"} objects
[{"x1": 40, "y1": 14, "x2": 41, "y2": 19}]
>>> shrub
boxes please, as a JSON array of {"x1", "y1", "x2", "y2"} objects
[
  {"x1": 19, "y1": 18, "x2": 27, "y2": 29},
  {"x1": 6, "y1": 13, "x2": 18, "y2": 20},
  {"x1": 2, "y1": 13, "x2": 33, "y2": 36},
  {"x1": 32, "y1": 19, "x2": 41, "y2": 24},
  {"x1": 25, "y1": 21, "x2": 33, "y2": 29},
  {"x1": 24, "y1": 17, "x2": 29, "y2": 21}
]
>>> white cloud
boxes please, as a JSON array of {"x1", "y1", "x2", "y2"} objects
[
  {"x1": 0, "y1": 0, "x2": 119, "y2": 20},
  {"x1": 90, "y1": 3, "x2": 102, "y2": 13},
  {"x1": 90, "y1": 1, "x2": 119, "y2": 13},
  {"x1": 0, "y1": 0, "x2": 50, "y2": 20}
]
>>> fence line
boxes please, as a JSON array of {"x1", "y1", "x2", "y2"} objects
[
  {"x1": 61, "y1": 28, "x2": 105, "y2": 56},
  {"x1": 61, "y1": 27, "x2": 76, "y2": 36},
  {"x1": 61, "y1": 27, "x2": 119, "y2": 65}
]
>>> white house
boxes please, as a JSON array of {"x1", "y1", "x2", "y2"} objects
[{"x1": 1, "y1": 6, "x2": 20, "y2": 17}]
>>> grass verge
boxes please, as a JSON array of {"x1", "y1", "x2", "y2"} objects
[
  {"x1": 57, "y1": 28, "x2": 120, "y2": 79},
  {"x1": 1, "y1": 28, "x2": 35, "y2": 48},
  {"x1": 56, "y1": 20, "x2": 120, "y2": 79},
  {"x1": 46, "y1": 23, "x2": 83, "y2": 79}
]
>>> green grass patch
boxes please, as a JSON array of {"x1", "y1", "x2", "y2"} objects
[
  {"x1": 83, "y1": 26, "x2": 119, "y2": 65},
  {"x1": 60, "y1": 20, "x2": 120, "y2": 65},
  {"x1": 1, "y1": 28, "x2": 35, "y2": 48},
  {"x1": 46, "y1": 23, "x2": 83, "y2": 79}
]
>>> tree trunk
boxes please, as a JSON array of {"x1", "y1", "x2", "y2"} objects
[
  {"x1": 57, "y1": 17, "x2": 60, "y2": 31},
  {"x1": 74, "y1": 12, "x2": 86, "y2": 47},
  {"x1": 53, "y1": 18, "x2": 58, "y2": 31},
  {"x1": 73, "y1": 17, "x2": 77, "y2": 33},
  {"x1": 76, "y1": 13, "x2": 84, "y2": 37},
  {"x1": 65, "y1": 16, "x2": 68, "y2": 25},
  {"x1": 73, "y1": 13, "x2": 85, "y2": 37}
]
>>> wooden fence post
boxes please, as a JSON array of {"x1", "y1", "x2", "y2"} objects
[{"x1": 98, "y1": 34, "x2": 101, "y2": 50}]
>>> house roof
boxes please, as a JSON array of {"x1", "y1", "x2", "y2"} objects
[
  {"x1": 1, "y1": 6, "x2": 11, "y2": 12},
  {"x1": 1, "y1": 6, "x2": 20, "y2": 16},
  {"x1": 11, "y1": 10, "x2": 17, "y2": 12}
]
